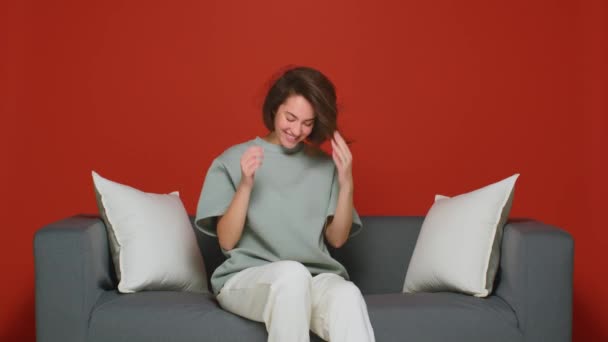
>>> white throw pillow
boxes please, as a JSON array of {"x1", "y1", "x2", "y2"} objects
[
  {"x1": 403, "y1": 174, "x2": 519, "y2": 297},
  {"x1": 92, "y1": 171, "x2": 208, "y2": 294}
]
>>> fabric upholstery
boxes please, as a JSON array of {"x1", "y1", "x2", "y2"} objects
[
  {"x1": 35, "y1": 215, "x2": 573, "y2": 342},
  {"x1": 495, "y1": 219, "x2": 574, "y2": 342},
  {"x1": 366, "y1": 292, "x2": 522, "y2": 342}
]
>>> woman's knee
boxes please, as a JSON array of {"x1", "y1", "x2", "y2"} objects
[
  {"x1": 328, "y1": 282, "x2": 364, "y2": 307},
  {"x1": 270, "y1": 260, "x2": 312, "y2": 288}
]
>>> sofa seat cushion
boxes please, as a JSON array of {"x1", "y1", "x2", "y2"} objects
[
  {"x1": 367, "y1": 292, "x2": 523, "y2": 342},
  {"x1": 88, "y1": 291, "x2": 522, "y2": 342},
  {"x1": 88, "y1": 291, "x2": 327, "y2": 342}
]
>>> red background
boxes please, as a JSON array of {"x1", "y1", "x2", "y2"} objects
[{"x1": 2, "y1": 0, "x2": 606, "y2": 340}]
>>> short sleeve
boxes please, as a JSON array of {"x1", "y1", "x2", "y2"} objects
[
  {"x1": 195, "y1": 159, "x2": 236, "y2": 237},
  {"x1": 326, "y1": 167, "x2": 363, "y2": 238}
]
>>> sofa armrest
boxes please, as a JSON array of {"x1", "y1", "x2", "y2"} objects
[
  {"x1": 495, "y1": 220, "x2": 574, "y2": 342},
  {"x1": 34, "y1": 215, "x2": 114, "y2": 342}
]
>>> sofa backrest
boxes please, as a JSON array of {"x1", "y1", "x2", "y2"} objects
[{"x1": 194, "y1": 216, "x2": 425, "y2": 295}]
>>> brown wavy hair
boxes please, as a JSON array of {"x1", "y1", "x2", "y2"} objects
[{"x1": 262, "y1": 66, "x2": 339, "y2": 146}]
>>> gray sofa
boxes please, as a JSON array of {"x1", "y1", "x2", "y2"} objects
[{"x1": 34, "y1": 215, "x2": 573, "y2": 342}]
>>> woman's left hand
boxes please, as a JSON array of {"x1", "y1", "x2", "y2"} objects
[{"x1": 331, "y1": 131, "x2": 353, "y2": 190}]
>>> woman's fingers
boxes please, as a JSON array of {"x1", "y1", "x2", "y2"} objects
[
  {"x1": 332, "y1": 147, "x2": 342, "y2": 166},
  {"x1": 331, "y1": 138, "x2": 349, "y2": 167},
  {"x1": 333, "y1": 131, "x2": 352, "y2": 161},
  {"x1": 245, "y1": 146, "x2": 263, "y2": 157},
  {"x1": 246, "y1": 154, "x2": 263, "y2": 166},
  {"x1": 244, "y1": 157, "x2": 262, "y2": 174},
  {"x1": 243, "y1": 146, "x2": 263, "y2": 161},
  {"x1": 241, "y1": 146, "x2": 264, "y2": 178},
  {"x1": 242, "y1": 147, "x2": 263, "y2": 163},
  {"x1": 331, "y1": 139, "x2": 341, "y2": 161},
  {"x1": 331, "y1": 132, "x2": 355, "y2": 187}
]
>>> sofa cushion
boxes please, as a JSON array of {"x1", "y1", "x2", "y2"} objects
[
  {"x1": 87, "y1": 291, "x2": 326, "y2": 342},
  {"x1": 87, "y1": 291, "x2": 521, "y2": 342},
  {"x1": 329, "y1": 216, "x2": 425, "y2": 295},
  {"x1": 367, "y1": 292, "x2": 523, "y2": 342},
  {"x1": 403, "y1": 174, "x2": 519, "y2": 297},
  {"x1": 92, "y1": 171, "x2": 208, "y2": 294},
  {"x1": 195, "y1": 216, "x2": 427, "y2": 296},
  {"x1": 88, "y1": 291, "x2": 266, "y2": 342}
]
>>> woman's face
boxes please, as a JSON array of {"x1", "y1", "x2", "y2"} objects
[{"x1": 273, "y1": 95, "x2": 315, "y2": 148}]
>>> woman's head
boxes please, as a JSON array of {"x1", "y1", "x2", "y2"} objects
[{"x1": 262, "y1": 66, "x2": 338, "y2": 148}]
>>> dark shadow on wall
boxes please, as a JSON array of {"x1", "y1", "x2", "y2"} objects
[
  {"x1": 573, "y1": 289, "x2": 608, "y2": 341},
  {"x1": 0, "y1": 293, "x2": 35, "y2": 342}
]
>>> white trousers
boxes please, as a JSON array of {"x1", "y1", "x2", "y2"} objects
[{"x1": 216, "y1": 260, "x2": 375, "y2": 342}]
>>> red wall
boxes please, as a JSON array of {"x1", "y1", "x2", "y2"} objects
[{"x1": 2, "y1": 0, "x2": 606, "y2": 340}]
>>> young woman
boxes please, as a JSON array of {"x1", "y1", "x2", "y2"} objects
[{"x1": 195, "y1": 66, "x2": 375, "y2": 342}]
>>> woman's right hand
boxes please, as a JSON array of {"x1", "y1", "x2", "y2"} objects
[
  {"x1": 218, "y1": 145, "x2": 263, "y2": 251},
  {"x1": 240, "y1": 146, "x2": 264, "y2": 188}
]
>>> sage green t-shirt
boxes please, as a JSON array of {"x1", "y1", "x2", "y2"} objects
[{"x1": 195, "y1": 136, "x2": 362, "y2": 295}]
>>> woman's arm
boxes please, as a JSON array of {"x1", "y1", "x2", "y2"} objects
[
  {"x1": 216, "y1": 182, "x2": 252, "y2": 250},
  {"x1": 325, "y1": 131, "x2": 355, "y2": 248},
  {"x1": 217, "y1": 145, "x2": 264, "y2": 250},
  {"x1": 324, "y1": 184, "x2": 354, "y2": 248}
]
